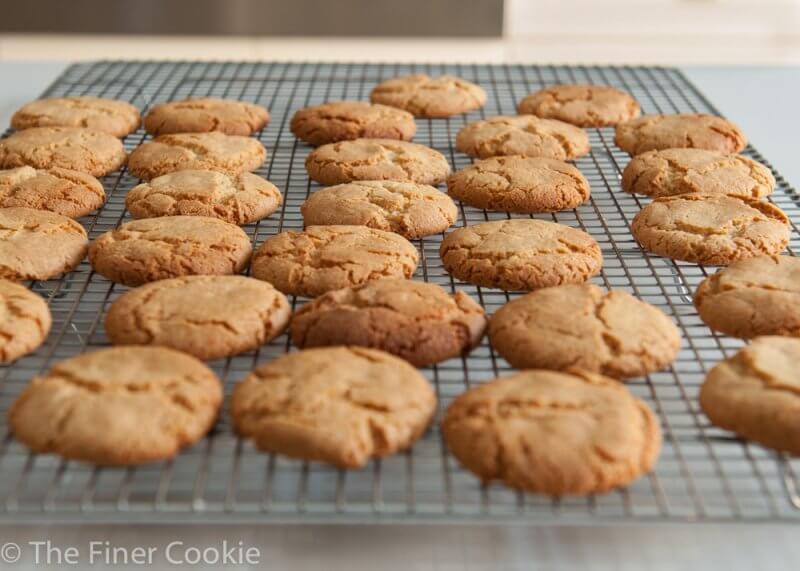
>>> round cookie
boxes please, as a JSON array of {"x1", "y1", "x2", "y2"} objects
[
  {"x1": 439, "y1": 219, "x2": 602, "y2": 291},
  {"x1": 144, "y1": 97, "x2": 269, "y2": 136},
  {"x1": 489, "y1": 284, "x2": 681, "y2": 378},
  {"x1": 694, "y1": 255, "x2": 800, "y2": 338},
  {"x1": 369, "y1": 74, "x2": 486, "y2": 118},
  {"x1": 700, "y1": 336, "x2": 800, "y2": 455},
  {"x1": 290, "y1": 101, "x2": 416, "y2": 146},
  {"x1": 0, "y1": 127, "x2": 126, "y2": 177},
  {"x1": 290, "y1": 279, "x2": 487, "y2": 366},
  {"x1": 300, "y1": 180, "x2": 457, "y2": 239},
  {"x1": 455, "y1": 115, "x2": 590, "y2": 160},
  {"x1": 127, "y1": 132, "x2": 266, "y2": 180},
  {"x1": 622, "y1": 148, "x2": 775, "y2": 199},
  {"x1": 0, "y1": 279, "x2": 51, "y2": 363},
  {"x1": 0, "y1": 207, "x2": 88, "y2": 281},
  {"x1": 11, "y1": 96, "x2": 140, "y2": 138},
  {"x1": 442, "y1": 369, "x2": 662, "y2": 495},
  {"x1": 88, "y1": 215, "x2": 252, "y2": 286},
  {"x1": 446, "y1": 156, "x2": 590, "y2": 213},
  {"x1": 251, "y1": 225, "x2": 419, "y2": 298},
  {"x1": 517, "y1": 84, "x2": 640, "y2": 127},
  {"x1": 305, "y1": 139, "x2": 450, "y2": 186},
  {"x1": 0, "y1": 166, "x2": 105, "y2": 218},
  {"x1": 231, "y1": 346, "x2": 436, "y2": 468},
  {"x1": 9, "y1": 346, "x2": 222, "y2": 465},
  {"x1": 615, "y1": 113, "x2": 747, "y2": 156},
  {"x1": 106, "y1": 275, "x2": 290, "y2": 361},
  {"x1": 126, "y1": 169, "x2": 282, "y2": 225},
  {"x1": 631, "y1": 194, "x2": 789, "y2": 266}
]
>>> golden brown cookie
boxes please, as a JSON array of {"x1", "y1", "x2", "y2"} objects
[
  {"x1": 252, "y1": 225, "x2": 418, "y2": 298},
  {"x1": 489, "y1": 284, "x2": 681, "y2": 378},
  {"x1": 305, "y1": 139, "x2": 450, "y2": 186},
  {"x1": 9, "y1": 346, "x2": 222, "y2": 465},
  {"x1": 89, "y1": 215, "x2": 252, "y2": 286},
  {"x1": 0, "y1": 166, "x2": 105, "y2": 218},
  {"x1": 0, "y1": 279, "x2": 51, "y2": 363},
  {"x1": 0, "y1": 127, "x2": 126, "y2": 177},
  {"x1": 290, "y1": 279, "x2": 487, "y2": 366},
  {"x1": 127, "y1": 132, "x2": 266, "y2": 180},
  {"x1": 615, "y1": 113, "x2": 747, "y2": 156},
  {"x1": 369, "y1": 74, "x2": 486, "y2": 118},
  {"x1": 446, "y1": 155, "x2": 590, "y2": 213},
  {"x1": 106, "y1": 275, "x2": 289, "y2": 360},
  {"x1": 290, "y1": 101, "x2": 416, "y2": 146},
  {"x1": 631, "y1": 194, "x2": 789, "y2": 266},
  {"x1": 231, "y1": 346, "x2": 436, "y2": 468},
  {"x1": 300, "y1": 180, "x2": 457, "y2": 239},
  {"x1": 125, "y1": 169, "x2": 282, "y2": 225},
  {"x1": 442, "y1": 369, "x2": 661, "y2": 495},
  {"x1": 700, "y1": 336, "x2": 800, "y2": 455},
  {"x1": 11, "y1": 96, "x2": 140, "y2": 137},
  {"x1": 517, "y1": 84, "x2": 640, "y2": 127},
  {"x1": 440, "y1": 219, "x2": 602, "y2": 291},
  {"x1": 143, "y1": 97, "x2": 269, "y2": 136}
]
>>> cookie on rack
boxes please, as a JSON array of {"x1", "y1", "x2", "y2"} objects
[
  {"x1": 143, "y1": 97, "x2": 269, "y2": 136},
  {"x1": 615, "y1": 113, "x2": 747, "y2": 156},
  {"x1": 11, "y1": 96, "x2": 140, "y2": 138},
  {"x1": 517, "y1": 84, "x2": 640, "y2": 127},
  {"x1": 0, "y1": 279, "x2": 51, "y2": 363},
  {"x1": 0, "y1": 166, "x2": 105, "y2": 218},
  {"x1": 290, "y1": 101, "x2": 416, "y2": 146},
  {"x1": 369, "y1": 74, "x2": 486, "y2": 118}
]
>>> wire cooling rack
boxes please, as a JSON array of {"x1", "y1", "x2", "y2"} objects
[{"x1": 0, "y1": 61, "x2": 798, "y2": 524}]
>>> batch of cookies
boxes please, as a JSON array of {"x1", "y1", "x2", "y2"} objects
[{"x1": 0, "y1": 73, "x2": 797, "y2": 498}]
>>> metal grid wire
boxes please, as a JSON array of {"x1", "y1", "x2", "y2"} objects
[{"x1": 0, "y1": 61, "x2": 798, "y2": 524}]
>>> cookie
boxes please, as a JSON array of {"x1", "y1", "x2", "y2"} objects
[
  {"x1": 621, "y1": 148, "x2": 775, "y2": 199},
  {"x1": 442, "y1": 369, "x2": 661, "y2": 495},
  {"x1": 252, "y1": 225, "x2": 419, "y2": 298},
  {"x1": 700, "y1": 336, "x2": 800, "y2": 455},
  {"x1": 143, "y1": 97, "x2": 269, "y2": 136},
  {"x1": 290, "y1": 101, "x2": 416, "y2": 146},
  {"x1": 446, "y1": 156, "x2": 590, "y2": 213},
  {"x1": 125, "y1": 169, "x2": 282, "y2": 225},
  {"x1": 0, "y1": 207, "x2": 88, "y2": 281},
  {"x1": 290, "y1": 279, "x2": 487, "y2": 366},
  {"x1": 106, "y1": 275, "x2": 289, "y2": 361},
  {"x1": 631, "y1": 194, "x2": 790, "y2": 265},
  {"x1": 489, "y1": 284, "x2": 681, "y2": 378},
  {"x1": 230, "y1": 346, "x2": 436, "y2": 468},
  {"x1": 615, "y1": 113, "x2": 747, "y2": 156},
  {"x1": 0, "y1": 279, "x2": 51, "y2": 363},
  {"x1": 694, "y1": 255, "x2": 800, "y2": 338},
  {"x1": 369, "y1": 74, "x2": 486, "y2": 118},
  {"x1": 456, "y1": 115, "x2": 590, "y2": 160},
  {"x1": 300, "y1": 180, "x2": 457, "y2": 239},
  {"x1": 89, "y1": 215, "x2": 252, "y2": 286},
  {"x1": 517, "y1": 84, "x2": 640, "y2": 127},
  {"x1": 440, "y1": 219, "x2": 602, "y2": 291},
  {"x1": 0, "y1": 166, "x2": 105, "y2": 218},
  {"x1": 127, "y1": 132, "x2": 266, "y2": 180},
  {"x1": 9, "y1": 346, "x2": 222, "y2": 465},
  {"x1": 11, "y1": 96, "x2": 140, "y2": 138},
  {"x1": 0, "y1": 127, "x2": 126, "y2": 177},
  {"x1": 305, "y1": 139, "x2": 450, "y2": 186}
]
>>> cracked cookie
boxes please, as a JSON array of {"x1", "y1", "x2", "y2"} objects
[
  {"x1": 0, "y1": 166, "x2": 105, "y2": 218},
  {"x1": 615, "y1": 113, "x2": 747, "y2": 156},
  {"x1": 127, "y1": 132, "x2": 266, "y2": 180},
  {"x1": 291, "y1": 101, "x2": 416, "y2": 146},
  {"x1": 252, "y1": 225, "x2": 419, "y2": 298},
  {"x1": 11, "y1": 96, "x2": 140, "y2": 138},
  {"x1": 305, "y1": 139, "x2": 450, "y2": 186},
  {"x1": 143, "y1": 97, "x2": 269, "y2": 136},
  {"x1": 440, "y1": 219, "x2": 602, "y2": 291},
  {"x1": 0, "y1": 207, "x2": 88, "y2": 281},
  {"x1": 89, "y1": 215, "x2": 252, "y2": 286},
  {"x1": 0, "y1": 127, "x2": 126, "y2": 177},
  {"x1": 300, "y1": 180, "x2": 457, "y2": 239},
  {"x1": 290, "y1": 279, "x2": 487, "y2": 366},
  {"x1": 369, "y1": 74, "x2": 486, "y2": 118},
  {"x1": 231, "y1": 346, "x2": 436, "y2": 468},
  {"x1": 517, "y1": 84, "x2": 640, "y2": 127},
  {"x1": 9, "y1": 346, "x2": 223, "y2": 465},
  {"x1": 447, "y1": 155, "x2": 590, "y2": 213},
  {"x1": 442, "y1": 369, "x2": 662, "y2": 495},
  {"x1": 489, "y1": 284, "x2": 680, "y2": 378},
  {"x1": 631, "y1": 194, "x2": 789, "y2": 265},
  {"x1": 106, "y1": 275, "x2": 289, "y2": 360},
  {"x1": 0, "y1": 279, "x2": 51, "y2": 363},
  {"x1": 694, "y1": 255, "x2": 800, "y2": 338},
  {"x1": 700, "y1": 336, "x2": 800, "y2": 454}
]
